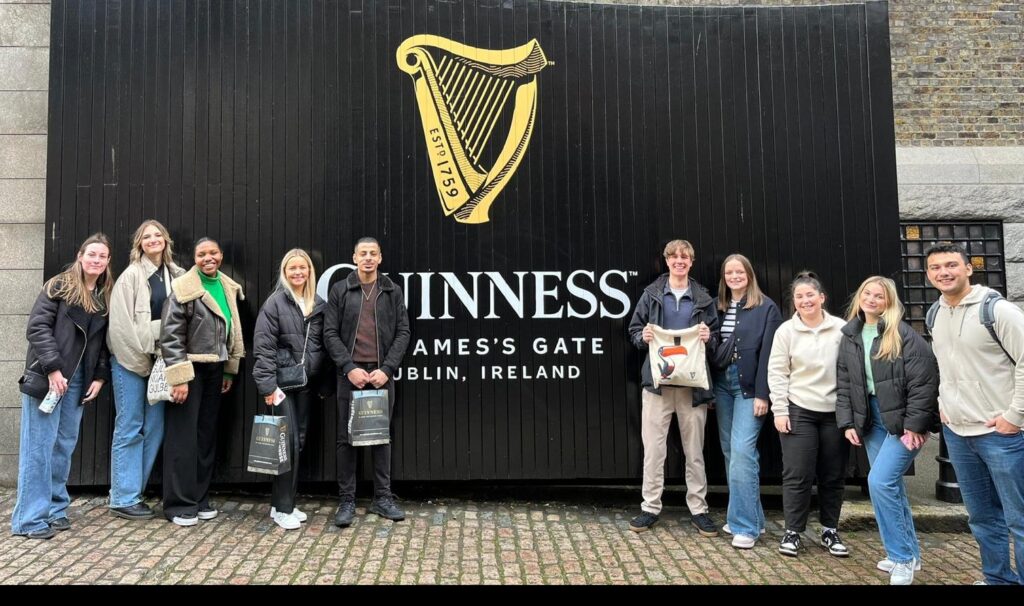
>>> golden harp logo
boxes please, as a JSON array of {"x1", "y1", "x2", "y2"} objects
[{"x1": 397, "y1": 35, "x2": 548, "y2": 224}]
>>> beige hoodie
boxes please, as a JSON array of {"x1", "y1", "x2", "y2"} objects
[
  {"x1": 768, "y1": 311, "x2": 846, "y2": 416},
  {"x1": 106, "y1": 257, "x2": 185, "y2": 376},
  {"x1": 931, "y1": 284, "x2": 1024, "y2": 436}
]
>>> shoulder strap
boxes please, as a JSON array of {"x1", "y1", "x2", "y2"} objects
[
  {"x1": 924, "y1": 299, "x2": 941, "y2": 335},
  {"x1": 981, "y1": 291, "x2": 1015, "y2": 366}
]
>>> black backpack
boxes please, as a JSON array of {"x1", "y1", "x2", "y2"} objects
[{"x1": 925, "y1": 289, "x2": 1014, "y2": 366}]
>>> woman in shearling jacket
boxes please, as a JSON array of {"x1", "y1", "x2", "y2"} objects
[
  {"x1": 12, "y1": 233, "x2": 113, "y2": 540},
  {"x1": 252, "y1": 249, "x2": 326, "y2": 530},
  {"x1": 159, "y1": 237, "x2": 244, "y2": 527},
  {"x1": 711, "y1": 254, "x2": 782, "y2": 550},
  {"x1": 836, "y1": 276, "x2": 939, "y2": 585},
  {"x1": 106, "y1": 220, "x2": 185, "y2": 520}
]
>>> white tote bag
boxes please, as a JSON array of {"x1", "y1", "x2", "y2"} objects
[
  {"x1": 648, "y1": 324, "x2": 709, "y2": 390},
  {"x1": 147, "y1": 356, "x2": 173, "y2": 405}
]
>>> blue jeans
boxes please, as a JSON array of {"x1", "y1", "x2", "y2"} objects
[
  {"x1": 109, "y1": 356, "x2": 165, "y2": 508},
  {"x1": 943, "y1": 425, "x2": 1024, "y2": 585},
  {"x1": 863, "y1": 396, "x2": 921, "y2": 565},
  {"x1": 713, "y1": 364, "x2": 765, "y2": 537},
  {"x1": 10, "y1": 367, "x2": 85, "y2": 535}
]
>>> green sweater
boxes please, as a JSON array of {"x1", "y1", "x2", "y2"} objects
[{"x1": 199, "y1": 271, "x2": 234, "y2": 378}]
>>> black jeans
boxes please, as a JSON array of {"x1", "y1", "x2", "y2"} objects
[
  {"x1": 270, "y1": 388, "x2": 311, "y2": 514},
  {"x1": 336, "y1": 363, "x2": 395, "y2": 501},
  {"x1": 779, "y1": 404, "x2": 850, "y2": 532},
  {"x1": 162, "y1": 362, "x2": 224, "y2": 520}
]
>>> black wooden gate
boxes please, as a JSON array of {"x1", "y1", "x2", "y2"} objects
[{"x1": 45, "y1": 0, "x2": 900, "y2": 486}]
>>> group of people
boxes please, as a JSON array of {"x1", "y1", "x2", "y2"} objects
[
  {"x1": 8, "y1": 225, "x2": 1022, "y2": 586},
  {"x1": 627, "y1": 239, "x2": 1022, "y2": 586},
  {"x1": 11, "y1": 222, "x2": 410, "y2": 540}
]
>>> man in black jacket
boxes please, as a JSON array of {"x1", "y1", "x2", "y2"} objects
[
  {"x1": 324, "y1": 238, "x2": 411, "y2": 527},
  {"x1": 626, "y1": 239, "x2": 720, "y2": 537}
]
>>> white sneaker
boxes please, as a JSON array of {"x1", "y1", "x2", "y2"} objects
[
  {"x1": 197, "y1": 508, "x2": 218, "y2": 520},
  {"x1": 171, "y1": 515, "x2": 198, "y2": 527},
  {"x1": 877, "y1": 558, "x2": 922, "y2": 573},
  {"x1": 731, "y1": 534, "x2": 757, "y2": 549},
  {"x1": 272, "y1": 510, "x2": 301, "y2": 530},
  {"x1": 271, "y1": 506, "x2": 307, "y2": 523},
  {"x1": 890, "y1": 560, "x2": 916, "y2": 585}
]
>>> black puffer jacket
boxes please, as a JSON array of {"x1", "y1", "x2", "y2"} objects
[
  {"x1": 19, "y1": 281, "x2": 111, "y2": 400},
  {"x1": 627, "y1": 274, "x2": 720, "y2": 403},
  {"x1": 324, "y1": 271, "x2": 411, "y2": 379},
  {"x1": 836, "y1": 316, "x2": 940, "y2": 436},
  {"x1": 252, "y1": 289, "x2": 326, "y2": 396}
]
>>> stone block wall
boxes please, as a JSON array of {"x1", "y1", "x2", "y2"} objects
[{"x1": 0, "y1": 0, "x2": 48, "y2": 483}]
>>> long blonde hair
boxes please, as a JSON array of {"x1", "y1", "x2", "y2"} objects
[
  {"x1": 846, "y1": 276, "x2": 903, "y2": 362},
  {"x1": 46, "y1": 233, "x2": 114, "y2": 314},
  {"x1": 128, "y1": 219, "x2": 176, "y2": 266},
  {"x1": 717, "y1": 253, "x2": 765, "y2": 311},
  {"x1": 278, "y1": 248, "x2": 317, "y2": 316}
]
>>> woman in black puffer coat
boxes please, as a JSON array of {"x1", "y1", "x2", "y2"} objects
[
  {"x1": 253, "y1": 248, "x2": 326, "y2": 530},
  {"x1": 836, "y1": 276, "x2": 939, "y2": 585}
]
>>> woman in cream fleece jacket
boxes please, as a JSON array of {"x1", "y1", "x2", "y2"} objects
[
  {"x1": 767, "y1": 271, "x2": 849, "y2": 560},
  {"x1": 106, "y1": 220, "x2": 185, "y2": 520}
]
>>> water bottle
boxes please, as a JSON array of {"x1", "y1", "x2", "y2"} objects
[{"x1": 39, "y1": 390, "x2": 62, "y2": 414}]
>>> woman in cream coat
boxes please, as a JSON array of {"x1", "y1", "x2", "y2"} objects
[{"x1": 107, "y1": 220, "x2": 185, "y2": 519}]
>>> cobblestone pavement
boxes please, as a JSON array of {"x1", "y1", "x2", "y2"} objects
[{"x1": 0, "y1": 487, "x2": 983, "y2": 585}]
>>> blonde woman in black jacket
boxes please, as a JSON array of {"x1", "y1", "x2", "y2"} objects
[
  {"x1": 836, "y1": 276, "x2": 939, "y2": 585},
  {"x1": 253, "y1": 249, "x2": 326, "y2": 530},
  {"x1": 11, "y1": 234, "x2": 113, "y2": 540}
]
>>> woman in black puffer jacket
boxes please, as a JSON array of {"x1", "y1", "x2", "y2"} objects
[
  {"x1": 253, "y1": 248, "x2": 326, "y2": 530},
  {"x1": 836, "y1": 276, "x2": 939, "y2": 585}
]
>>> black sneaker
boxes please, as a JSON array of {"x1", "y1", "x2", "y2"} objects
[
  {"x1": 369, "y1": 496, "x2": 405, "y2": 521},
  {"x1": 48, "y1": 517, "x2": 72, "y2": 531},
  {"x1": 25, "y1": 527, "x2": 57, "y2": 540},
  {"x1": 628, "y1": 511, "x2": 659, "y2": 533},
  {"x1": 334, "y1": 500, "x2": 356, "y2": 528},
  {"x1": 820, "y1": 528, "x2": 849, "y2": 557},
  {"x1": 690, "y1": 513, "x2": 719, "y2": 537},
  {"x1": 779, "y1": 530, "x2": 802, "y2": 557},
  {"x1": 110, "y1": 502, "x2": 155, "y2": 520}
]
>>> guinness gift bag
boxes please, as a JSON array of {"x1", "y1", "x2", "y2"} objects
[
  {"x1": 246, "y1": 414, "x2": 291, "y2": 475},
  {"x1": 348, "y1": 389, "x2": 391, "y2": 447},
  {"x1": 648, "y1": 324, "x2": 709, "y2": 390}
]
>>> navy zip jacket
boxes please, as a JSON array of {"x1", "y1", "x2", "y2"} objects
[
  {"x1": 628, "y1": 274, "x2": 719, "y2": 403},
  {"x1": 712, "y1": 296, "x2": 783, "y2": 400}
]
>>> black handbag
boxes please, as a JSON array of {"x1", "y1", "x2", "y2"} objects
[
  {"x1": 710, "y1": 331, "x2": 737, "y2": 372},
  {"x1": 276, "y1": 323, "x2": 310, "y2": 392}
]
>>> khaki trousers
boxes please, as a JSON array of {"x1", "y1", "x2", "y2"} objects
[{"x1": 640, "y1": 387, "x2": 709, "y2": 515}]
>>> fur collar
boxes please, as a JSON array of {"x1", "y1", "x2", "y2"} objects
[{"x1": 172, "y1": 266, "x2": 245, "y2": 304}]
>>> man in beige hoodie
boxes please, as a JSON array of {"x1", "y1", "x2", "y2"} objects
[{"x1": 926, "y1": 242, "x2": 1024, "y2": 586}]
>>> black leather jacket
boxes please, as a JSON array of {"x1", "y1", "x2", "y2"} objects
[
  {"x1": 160, "y1": 267, "x2": 245, "y2": 386},
  {"x1": 20, "y1": 282, "x2": 110, "y2": 400}
]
